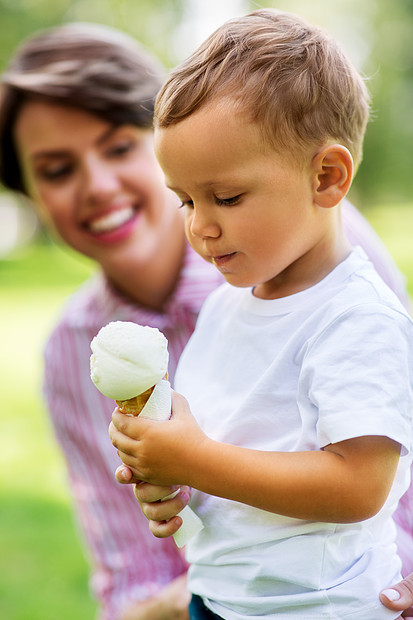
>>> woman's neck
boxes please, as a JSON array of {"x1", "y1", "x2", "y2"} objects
[{"x1": 104, "y1": 227, "x2": 187, "y2": 312}]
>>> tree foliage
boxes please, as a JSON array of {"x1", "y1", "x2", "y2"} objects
[
  {"x1": 356, "y1": 0, "x2": 413, "y2": 204},
  {"x1": 0, "y1": 0, "x2": 185, "y2": 70},
  {"x1": 0, "y1": 0, "x2": 411, "y2": 205}
]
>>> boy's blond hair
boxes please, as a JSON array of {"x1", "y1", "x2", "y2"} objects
[{"x1": 155, "y1": 9, "x2": 370, "y2": 169}]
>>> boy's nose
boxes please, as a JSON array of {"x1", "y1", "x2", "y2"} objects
[{"x1": 188, "y1": 205, "x2": 220, "y2": 239}]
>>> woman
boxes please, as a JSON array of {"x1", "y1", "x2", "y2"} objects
[{"x1": 0, "y1": 22, "x2": 411, "y2": 620}]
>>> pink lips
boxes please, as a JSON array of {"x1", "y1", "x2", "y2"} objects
[
  {"x1": 86, "y1": 207, "x2": 139, "y2": 244},
  {"x1": 211, "y1": 252, "x2": 236, "y2": 269},
  {"x1": 89, "y1": 215, "x2": 138, "y2": 244}
]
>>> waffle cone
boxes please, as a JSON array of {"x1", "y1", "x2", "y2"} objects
[
  {"x1": 116, "y1": 385, "x2": 155, "y2": 415},
  {"x1": 115, "y1": 372, "x2": 168, "y2": 416}
]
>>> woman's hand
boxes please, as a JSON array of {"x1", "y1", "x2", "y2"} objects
[
  {"x1": 120, "y1": 573, "x2": 190, "y2": 620},
  {"x1": 380, "y1": 573, "x2": 413, "y2": 619}
]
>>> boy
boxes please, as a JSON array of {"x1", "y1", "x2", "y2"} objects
[{"x1": 109, "y1": 9, "x2": 413, "y2": 619}]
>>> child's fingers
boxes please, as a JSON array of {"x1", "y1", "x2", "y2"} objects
[
  {"x1": 115, "y1": 464, "x2": 136, "y2": 484},
  {"x1": 135, "y1": 486, "x2": 189, "y2": 522},
  {"x1": 140, "y1": 499, "x2": 180, "y2": 522},
  {"x1": 111, "y1": 407, "x2": 144, "y2": 436},
  {"x1": 110, "y1": 409, "x2": 133, "y2": 436},
  {"x1": 134, "y1": 481, "x2": 180, "y2": 503},
  {"x1": 148, "y1": 516, "x2": 183, "y2": 539},
  {"x1": 108, "y1": 421, "x2": 138, "y2": 456}
]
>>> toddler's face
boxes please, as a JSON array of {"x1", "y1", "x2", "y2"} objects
[{"x1": 155, "y1": 101, "x2": 330, "y2": 299}]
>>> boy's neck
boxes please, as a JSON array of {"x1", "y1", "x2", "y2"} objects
[{"x1": 253, "y1": 224, "x2": 352, "y2": 301}]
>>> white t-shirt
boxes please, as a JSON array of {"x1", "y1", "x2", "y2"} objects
[{"x1": 175, "y1": 248, "x2": 413, "y2": 620}]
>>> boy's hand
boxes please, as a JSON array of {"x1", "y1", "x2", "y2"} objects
[
  {"x1": 134, "y1": 481, "x2": 191, "y2": 539},
  {"x1": 108, "y1": 391, "x2": 206, "y2": 486},
  {"x1": 115, "y1": 463, "x2": 138, "y2": 484},
  {"x1": 114, "y1": 463, "x2": 193, "y2": 540}
]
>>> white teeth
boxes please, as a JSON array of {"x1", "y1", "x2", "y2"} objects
[{"x1": 89, "y1": 207, "x2": 135, "y2": 233}]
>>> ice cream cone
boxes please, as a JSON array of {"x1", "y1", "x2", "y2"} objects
[
  {"x1": 115, "y1": 384, "x2": 155, "y2": 415},
  {"x1": 115, "y1": 372, "x2": 168, "y2": 415},
  {"x1": 90, "y1": 321, "x2": 203, "y2": 546}
]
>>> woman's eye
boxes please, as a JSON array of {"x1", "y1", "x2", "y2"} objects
[
  {"x1": 38, "y1": 163, "x2": 73, "y2": 182},
  {"x1": 108, "y1": 140, "x2": 135, "y2": 157},
  {"x1": 215, "y1": 195, "x2": 241, "y2": 206}
]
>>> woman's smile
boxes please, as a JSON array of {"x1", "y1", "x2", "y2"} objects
[{"x1": 86, "y1": 205, "x2": 141, "y2": 244}]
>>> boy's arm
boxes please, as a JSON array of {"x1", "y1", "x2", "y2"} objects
[
  {"x1": 182, "y1": 433, "x2": 399, "y2": 523},
  {"x1": 109, "y1": 391, "x2": 400, "y2": 524}
]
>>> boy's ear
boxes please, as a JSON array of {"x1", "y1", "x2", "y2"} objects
[{"x1": 311, "y1": 144, "x2": 353, "y2": 208}]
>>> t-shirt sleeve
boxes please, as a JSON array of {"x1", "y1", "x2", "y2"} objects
[{"x1": 300, "y1": 304, "x2": 413, "y2": 455}]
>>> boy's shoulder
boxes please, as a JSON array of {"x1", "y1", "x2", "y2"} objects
[
  {"x1": 301, "y1": 248, "x2": 413, "y2": 358},
  {"x1": 331, "y1": 247, "x2": 409, "y2": 317}
]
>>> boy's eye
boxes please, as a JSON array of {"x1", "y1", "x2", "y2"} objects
[
  {"x1": 178, "y1": 199, "x2": 194, "y2": 209},
  {"x1": 215, "y1": 195, "x2": 241, "y2": 206}
]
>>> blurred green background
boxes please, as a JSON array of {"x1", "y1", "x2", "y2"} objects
[{"x1": 1, "y1": 0, "x2": 412, "y2": 618}]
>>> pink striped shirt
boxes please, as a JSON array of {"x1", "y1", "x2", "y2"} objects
[
  {"x1": 43, "y1": 203, "x2": 411, "y2": 619},
  {"x1": 43, "y1": 242, "x2": 223, "y2": 619}
]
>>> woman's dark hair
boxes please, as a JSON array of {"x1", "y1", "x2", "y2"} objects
[{"x1": 0, "y1": 22, "x2": 165, "y2": 193}]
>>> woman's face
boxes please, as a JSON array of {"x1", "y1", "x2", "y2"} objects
[{"x1": 14, "y1": 101, "x2": 183, "y2": 278}]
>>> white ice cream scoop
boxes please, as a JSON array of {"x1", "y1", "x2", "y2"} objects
[{"x1": 90, "y1": 321, "x2": 169, "y2": 400}]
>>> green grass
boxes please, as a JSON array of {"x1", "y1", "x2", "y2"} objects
[
  {"x1": 0, "y1": 206, "x2": 412, "y2": 619},
  {"x1": 1, "y1": 240, "x2": 94, "y2": 288},
  {"x1": 0, "y1": 494, "x2": 95, "y2": 620},
  {"x1": 1, "y1": 243, "x2": 97, "y2": 620}
]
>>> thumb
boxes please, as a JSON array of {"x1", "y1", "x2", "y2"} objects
[
  {"x1": 115, "y1": 464, "x2": 133, "y2": 484},
  {"x1": 380, "y1": 573, "x2": 413, "y2": 613}
]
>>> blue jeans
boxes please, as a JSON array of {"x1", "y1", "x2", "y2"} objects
[{"x1": 189, "y1": 594, "x2": 224, "y2": 619}]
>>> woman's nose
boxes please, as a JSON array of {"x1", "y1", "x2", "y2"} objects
[{"x1": 83, "y1": 156, "x2": 121, "y2": 203}]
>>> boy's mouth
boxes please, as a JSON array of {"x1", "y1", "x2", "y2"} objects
[{"x1": 211, "y1": 252, "x2": 237, "y2": 268}]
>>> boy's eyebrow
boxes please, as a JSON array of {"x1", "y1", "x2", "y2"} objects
[
  {"x1": 165, "y1": 184, "x2": 182, "y2": 194},
  {"x1": 166, "y1": 178, "x2": 242, "y2": 193},
  {"x1": 31, "y1": 125, "x2": 118, "y2": 160}
]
